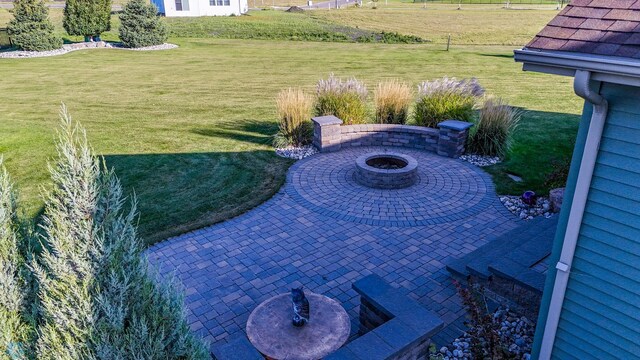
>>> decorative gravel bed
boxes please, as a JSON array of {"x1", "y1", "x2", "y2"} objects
[
  {"x1": 275, "y1": 145, "x2": 318, "y2": 160},
  {"x1": 460, "y1": 154, "x2": 502, "y2": 167},
  {"x1": 459, "y1": 155, "x2": 555, "y2": 220},
  {"x1": 436, "y1": 308, "x2": 535, "y2": 360},
  {"x1": 0, "y1": 42, "x2": 178, "y2": 59},
  {"x1": 500, "y1": 195, "x2": 553, "y2": 220}
]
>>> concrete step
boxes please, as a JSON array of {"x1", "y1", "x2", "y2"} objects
[{"x1": 446, "y1": 216, "x2": 558, "y2": 281}]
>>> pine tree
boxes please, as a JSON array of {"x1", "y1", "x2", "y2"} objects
[
  {"x1": 0, "y1": 159, "x2": 36, "y2": 360},
  {"x1": 35, "y1": 106, "x2": 208, "y2": 359},
  {"x1": 7, "y1": 0, "x2": 62, "y2": 51},
  {"x1": 63, "y1": 0, "x2": 112, "y2": 41},
  {"x1": 119, "y1": 0, "x2": 167, "y2": 48}
]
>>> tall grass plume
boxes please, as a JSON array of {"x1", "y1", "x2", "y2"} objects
[
  {"x1": 315, "y1": 74, "x2": 368, "y2": 125},
  {"x1": 274, "y1": 88, "x2": 313, "y2": 148},
  {"x1": 414, "y1": 77, "x2": 484, "y2": 128},
  {"x1": 468, "y1": 98, "x2": 521, "y2": 158},
  {"x1": 374, "y1": 79, "x2": 412, "y2": 124}
]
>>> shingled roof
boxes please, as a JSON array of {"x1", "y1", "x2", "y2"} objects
[{"x1": 525, "y1": 0, "x2": 640, "y2": 59}]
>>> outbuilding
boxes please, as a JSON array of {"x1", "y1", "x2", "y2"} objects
[{"x1": 151, "y1": 0, "x2": 248, "y2": 17}]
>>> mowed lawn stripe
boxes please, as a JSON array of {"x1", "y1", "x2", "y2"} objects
[{"x1": 1, "y1": 38, "x2": 580, "y2": 245}]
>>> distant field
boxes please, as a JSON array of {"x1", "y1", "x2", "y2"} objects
[{"x1": 312, "y1": 5, "x2": 558, "y2": 45}]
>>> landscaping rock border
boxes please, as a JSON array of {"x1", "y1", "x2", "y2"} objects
[
  {"x1": 0, "y1": 41, "x2": 178, "y2": 59},
  {"x1": 275, "y1": 145, "x2": 318, "y2": 160},
  {"x1": 459, "y1": 154, "x2": 502, "y2": 167},
  {"x1": 500, "y1": 195, "x2": 553, "y2": 220},
  {"x1": 435, "y1": 308, "x2": 534, "y2": 360}
]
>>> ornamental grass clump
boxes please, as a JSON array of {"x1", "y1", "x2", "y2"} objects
[
  {"x1": 468, "y1": 98, "x2": 521, "y2": 158},
  {"x1": 414, "y1": 77, "x2": 484, "y2": 128},
  {"x1": 315, "y1": 74, "x2": 368, "y2": 125},
  {"x1": 274, "y1": 88, "x2": 313, "y2": 148},
  {"x1": 374, "y1": 79, "x2": 412, "y2": 124}
]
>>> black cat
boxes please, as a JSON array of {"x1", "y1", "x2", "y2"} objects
[{"x1": 291, "y1": 287, "x2": 310, "y2": 327}]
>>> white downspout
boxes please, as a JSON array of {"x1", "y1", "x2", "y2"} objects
[{"x1": 538, "y1": 69, "x2": 608, "y2": 359}]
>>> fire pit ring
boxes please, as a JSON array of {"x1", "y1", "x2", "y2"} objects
[{"x1": 355, "y1": 152, "x2": 418, "y2": 189}]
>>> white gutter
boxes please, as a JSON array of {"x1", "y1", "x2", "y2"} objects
[
  {"x1": 514, "y1": 49, "x2": 640, "y2": 88},
  {"x1": 538, "y1": 70, "x2": 609, "y2": 359},
  {"x1": 514, "y1": 49, "x2": 640, "y2": 78}
]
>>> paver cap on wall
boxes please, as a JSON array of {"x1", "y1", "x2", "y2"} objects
[{"x1": 147, "y1": 146, "x2": 519, "y2": 346}]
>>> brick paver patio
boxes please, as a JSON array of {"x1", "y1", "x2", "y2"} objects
[{"x1": 147, "y1": 146, "x2": 520, "y2": 348}]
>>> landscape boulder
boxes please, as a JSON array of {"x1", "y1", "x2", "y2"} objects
[{"x1": 549, "y1": 187, "x2": 565, "y2": 213}]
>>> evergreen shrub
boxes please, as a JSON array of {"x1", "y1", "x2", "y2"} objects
[
  {"x1": 7, "y1": 0, "x2": 62, "y2": 51},
  {"x1": 119, "y1": 0, "x2": 168, "y2": 48}
]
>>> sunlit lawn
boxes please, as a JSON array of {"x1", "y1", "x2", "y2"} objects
[{"x1": 0, "y1": 6, "x2": 578, "y2": 244}]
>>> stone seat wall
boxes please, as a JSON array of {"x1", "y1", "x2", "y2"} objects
[
  {"x1": 312, "y1": 116, "x2": 474, "y2": 159},
  {"x1": 325, "y1": 275, "x2": 444, "y2": 360}
]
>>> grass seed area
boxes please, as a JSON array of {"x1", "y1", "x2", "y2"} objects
[{"x1": 0, "y1": 7, "x2": 580, "y2": 244}]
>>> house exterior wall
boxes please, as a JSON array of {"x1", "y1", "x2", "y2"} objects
[
  {"x1": 161, "y1": 0, "x2": 247, "y2": 16},
  {"x1": 533, "y1": 81, "x2": 640, "y2": 359}
]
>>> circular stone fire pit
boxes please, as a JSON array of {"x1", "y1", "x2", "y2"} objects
[{"x1": 355, "y1": 152, "x2": 418, "y2": 189}]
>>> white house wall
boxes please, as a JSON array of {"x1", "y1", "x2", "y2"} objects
[{"x1": 163, "y1": 0, "x2": 248, "y2": 16}]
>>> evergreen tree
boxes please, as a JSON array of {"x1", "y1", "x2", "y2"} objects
[
  {"x1": 35, "y1": 106, "x2": 208, "y2": 359},
  {"x1": 7, "y1": 0, "x2": 62, "y2": 51},
  {"x1": 0, "y1": 159, "x2": 36, "y2": 360},
  {"x1": 119, "y1": 0, "x2": 167, "y2": 48},
  {"x1": 63, "y1": 0, "x2": 112, "y2": 41}
]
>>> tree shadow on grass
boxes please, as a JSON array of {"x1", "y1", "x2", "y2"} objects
[
  {"x1": 191, "y1": 120, "x2": 277, "y2": 146},
  {"x1": 103, "y1": 149, "x2": 292, "y2": 246}
]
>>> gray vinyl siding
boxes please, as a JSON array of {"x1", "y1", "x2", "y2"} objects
[{"x1": 551, "y1": 82, "x2": 640, "y2": 360}]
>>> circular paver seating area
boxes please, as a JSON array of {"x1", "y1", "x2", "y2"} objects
[
  {"x1": 147, "y1": 145, "x2": 519, "y2": 346},
  {"x1": 287, "y1": 147, "x2": 496, "y2": 226}
]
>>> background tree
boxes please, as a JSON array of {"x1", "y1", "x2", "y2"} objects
[
  {"x1": 35, "y1": 106, "x2": 208, "y2": 359},
  {"x1": 63, "y1": 0, "x2": 112, "y2": 42},
  {"x1": 119, "y1": 0, "x2": 167, "y2": 48},
  {"x1": 0, "y1": 159, "x2": 37, "y2": 360},
  {"x1": 7, "y1": 0, "x2": 62, "y2": 51}
]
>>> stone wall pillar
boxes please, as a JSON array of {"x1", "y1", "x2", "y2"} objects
[
  {"x1": 437, "y1": 120, "x2": 474, "y2": 158},
  {"x1": 312, "y1": 115, "x2": 343, "y2": 153}
]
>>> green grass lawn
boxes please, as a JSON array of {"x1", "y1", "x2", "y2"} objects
[{"x1": 0, "y1": 7, "x2": 580, "y2": 244}]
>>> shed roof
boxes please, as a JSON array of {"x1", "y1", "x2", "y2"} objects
[{"x1": 526, "y1": 0, "x2": 640, "y2": 59}]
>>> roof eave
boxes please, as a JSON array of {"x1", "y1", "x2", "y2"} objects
[{"x1": 514, "y1": 48, "x2": 640, "y2": 87}]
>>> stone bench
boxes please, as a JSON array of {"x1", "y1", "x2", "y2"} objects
[
  {"x1": 311, "y1": 116, "x2": 473, "y2": 158},
  {"x1": 325, "y1": 274, "x2": 444, "y2": 360},
  {"x1": 211, "y1": 335, "x2": 262, "y2": 360}
]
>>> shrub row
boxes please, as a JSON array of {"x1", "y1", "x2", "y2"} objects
[
  {"x1": 275, "y1": 75, "x2": 520, "y2": 159},
  {"x1": 7, "y1": 0, "x2": 166, "y2": 51}
]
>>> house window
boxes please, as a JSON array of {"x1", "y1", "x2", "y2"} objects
[
  {"x1": 210, "y1": 0, "x2": 215, "y2": 5},
  {"x1": 216, "y1": 0, "x2": 223, "y2": 5},
  {"x1": 176, "y1": 0, "x2": 189, "y2": 10},
  {"x1": 224, "y1": 0, "x2": 230, "y2": 5}
]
